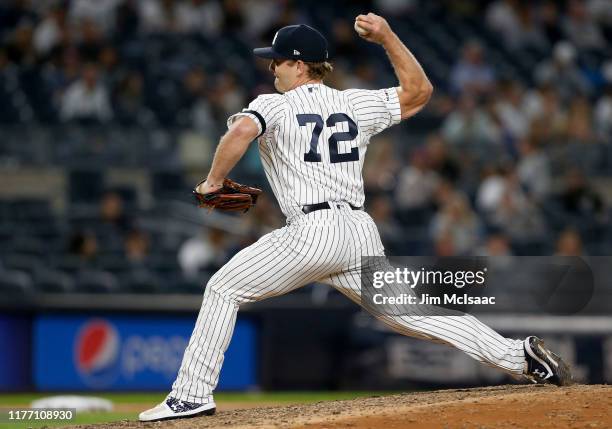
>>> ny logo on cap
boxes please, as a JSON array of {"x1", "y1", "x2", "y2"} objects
[
  {"x1": 272, "y1": 31, "x2": 278, "y2": 45},
  {"x1": 293, "y1": 50, "x2": 300, "y2": 55}
]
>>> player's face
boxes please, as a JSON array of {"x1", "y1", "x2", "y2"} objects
[{"x1": 269, "y1": 59, "x2": 300, "y2": 93}]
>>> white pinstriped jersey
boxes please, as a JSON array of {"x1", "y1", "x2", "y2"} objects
[{"x1": 228, "y1": 83, "x2": 401, "y2": 218}]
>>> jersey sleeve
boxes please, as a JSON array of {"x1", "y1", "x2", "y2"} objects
[
  {"x1": 346, "y1": 87, "x2": 402, "y2": 138},
  {"x1": 227, "y1": 94, "x2": 285, "y2": 138}
]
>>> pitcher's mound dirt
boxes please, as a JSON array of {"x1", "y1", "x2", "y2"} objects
[{"x1": 76, "y1": 384, "x2": 611, "y2": 429}]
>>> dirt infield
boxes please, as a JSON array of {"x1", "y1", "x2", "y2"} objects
[{"x1": 74, "y1": 384, "x2": 611, "y2": 429}]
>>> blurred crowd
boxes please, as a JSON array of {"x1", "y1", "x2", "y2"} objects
[
  {"x1": 1, "y1": 0, "x2": 608, "y2": 131},
  {"x1": 1, "y1": 0, "x2": 612, "y2": 294}
]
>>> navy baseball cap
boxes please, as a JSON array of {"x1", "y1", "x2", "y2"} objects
[{"x1": 253, "y1": 24, "x2": 329, "y2": 62}]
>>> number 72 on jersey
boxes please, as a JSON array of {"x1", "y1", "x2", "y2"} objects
[{"x1": 296, "y1": 113, "x2": 359, "y2": 164}]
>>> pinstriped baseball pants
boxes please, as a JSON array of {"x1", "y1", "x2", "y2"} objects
[{"x1": 171, "y1": 204, "x2": 526, "y2": 402}]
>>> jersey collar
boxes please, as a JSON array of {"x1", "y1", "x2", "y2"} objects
[{"x1": 288, "y1": 82, "x2": 326, "y2": 95}]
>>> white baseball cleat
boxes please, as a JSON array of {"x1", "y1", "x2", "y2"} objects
[{"x1": 139, "y1": 397, "x2": 216, "y2": 422}]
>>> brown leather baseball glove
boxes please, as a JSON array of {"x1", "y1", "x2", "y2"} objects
[{"x1": 193, "y1": 178, "x2": 262, "y2": 212}]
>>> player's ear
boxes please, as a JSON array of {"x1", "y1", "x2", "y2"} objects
[{"x1": 297, "y1": 60, "x2": 306, "y2": 77}]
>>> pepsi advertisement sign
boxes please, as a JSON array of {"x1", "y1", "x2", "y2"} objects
[{"x1": 33, "y1": 315, "x2": 257, "y2": 390}]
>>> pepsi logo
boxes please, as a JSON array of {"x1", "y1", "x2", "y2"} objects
[{"x1": 74, "y1": 319, "x2": 120, "y2": 387}]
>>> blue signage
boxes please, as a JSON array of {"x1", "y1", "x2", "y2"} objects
[
  {"x1": 33, "y1": 314, "x2": 257, "y2": 390},
  {"x1": 0, "y1": 315, "x2": 31, "y2": 390}
]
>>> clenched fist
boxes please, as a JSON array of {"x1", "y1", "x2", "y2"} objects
[{"x1": 354, "y1": 13, "x2": 393, "y2": 45}]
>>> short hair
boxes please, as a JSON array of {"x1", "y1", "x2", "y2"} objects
[{"x1": 305, "y1": 61, "x2": 333, "y2": 80}]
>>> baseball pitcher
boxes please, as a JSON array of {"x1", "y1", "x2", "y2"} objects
[{"x1": 140, "y1": 13, "x2": 571, "y2": 421}]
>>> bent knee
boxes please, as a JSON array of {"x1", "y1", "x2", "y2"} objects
[{"x1": 205, "y1": 272, "x2": 245, "y2": 303}]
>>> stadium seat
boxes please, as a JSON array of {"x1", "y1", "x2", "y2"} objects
[
  {"x1": 68, "y1": 170, "x2": 105, "y2": 203},
  {"x1": 74, "y1": 270, "x2": 119, "y2": 294},
  {"x1": 10, "y1": 236, "x2": 46, "y2": 257},
  {"x1": 2, "y1": 253, "x2": 42, "y2": 275},
  {"x1": 121, "y1": 269, "x2": 163, "y2": 294},
  {"x1": 168, "y1": 275, "x2": 206, "y2": 294},
  {"x1": 0, "y1": 270, "x2": 33, "y2": 294},
  {"x1": 152, "y1": 170, "x2": 188, "y2": 200},
  {"x1": 50, "y1": 255, "x2": 88, "y2": 275},
  {"x1": 95, "y1": 252, "x2": 131, "y2": 275},
  {"x1": 8, "y1": 198, "x2": 52, "y2": 221},
  {"x1": 34, "y1": 268, "x2": 75, "y2": 293}
]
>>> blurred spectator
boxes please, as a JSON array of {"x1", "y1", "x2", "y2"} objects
[
  {"x1": 248, "y1": 194, "x2": 284, "y2": 234},
  {"x1": 325, "y1": 62, "x2": 349, "y2": 91},
  {"x1": 124, "y1": 229, "x2": 150, "y2": 263},
  {"x1": 178, "y1": 227, "x2": 229, "y2": 279},
  {"x1": 243, "y1": 0, "x2": 282, "y2": 39},
  {"x1": 375, "y1": 0, "x2": 418, "y2": 16},
  {"x1": 522, "y1": 84, "x2": 566, "y2": 144},
  {"x1": 565, "y1": 96, "x2": 596, "y2": 143},
  {"x1": 477, "y1": 166, "x2": 507, "y2": 213},
  {"x1": 449, "y1": 41, "x2": 495, "y2": 95},
  {"x1": 432, "y1": 179, "x2": 456, "y2": 211},
  {"x1": 52, "y1": 46, "x2": 82, "y2": 91},
  {"x1": 4, "y1": 21, "x2": 35, "y2": 66},
  {"x1": 175, "y1": 0, "x2": 223, "y2": 37},
  {"x1": 557, "y1": 169, "x2": 605, "y2": 219},
  {"x1": 99, "y1": 46, "x2": 120, "y2": 81},
  {"x1": 69, "y1": 0, "x2": 122, "y2": 35},
  {"x1": 208, "y1": 71, "x2": 246, "y2": 121},
  {"x1": 192, "y1": 93, "x2": 216, "y2": 133},
  {"x1": 562, "y1": 0, "x2": 606, "y2": 50},
  {"x1": 0, "y1": 0, "x2": 610, "y2": 267},
  {"x1": 0, "y1": 48, "x2": 16, "y2": 79},
  {"x1": 114, "y1": 0, "x2": 140, "y2": 42},
  {"x1": 113, "y1": 71, "x2": 147, "y2": 125},
  {"x1": 516, "y1": 139, "x2": 550, "y2": 201},
  {"x1": 68, "y1": 230, "x2": 98, "y2": 261},
  {"x1": 0, "y1": 0, "x2": 37, "y2": 30},
  {"x1": 538, "y1": 1, "x2": 563, "y2": 46},
  {"x1": 77, "y1": 19, "x2": 105, "y2": 62},
  {"x1": 441, "y1": 94, "x2": 500, "y2": 144},
  {"x1": 363, "y1": 137, "x2": 400, "y2": 193},
  {"x1": 488, "y1": 172, "x2": 546, "y2": 242},
  {"x1": 594, "y1": 68, "x2": 612, "y2": 140},
  {"x1": 60, "y1": 63, "x2": 112, "y2": 123},
  {"x1": 475, "y1": 231, "x2": 514, "y2": 269},
  {"x1": 425, "y1": 134, "x2": 461, "y2": 182},
  {"x1": 431, "y1": 193, "x2": 481, "y2": 255},
  {"x1": 368, "y1": 195, "x2": 403, "y2": 253},
  {"x1": 588, "y1": 0, "x2": 612, "y2": 42},
  {"x1": 486, "y1": 0, "x2": 546, "y2": 51},
  {"x1": 99, "y1": 191, "x2": 132, "y2": 232},
  {"x1": 221, "y1": 0, "x2": 246, "y2": 35},
  {"x1": 434, "y1": 231, "x2": 456, "y2": 257},
  {"x1": 331, "y1": 19, "x2": 359, "y2": 62},
  {"x1": 182, "y1": 67, "x2": 208, "y2": 109},
  {"x1": 534, "y1": 41, "x2": 591, "y2": 101},
  {"x1": 494, "y1": 80, "x2": 529, "y2": 141},
  {"x1": 33, "y1": 5, "x2": 67, "y2": 57},
  {"x1": 394, "y1": 148, "x2": 439, "y2": 211},
  {"x1": 555, "y1": 228, "x2": 584, "y2": 256},
  {"x1": 486, "y1": 0, "x2": 519, "y2": 41},
  {"x1": 139, "y1": 0, "x2": 181, "y2": 33},
  {"x1": 344, "y1": 64, "x2": 377, "y2": 90},
  {"x1": 477, "y1": 232, "x2": 513, "y2": 257}
]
